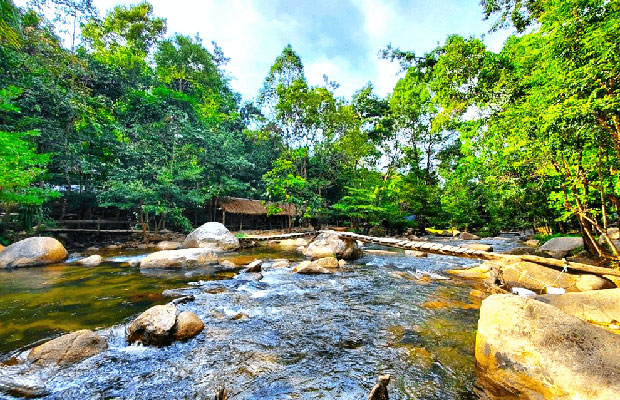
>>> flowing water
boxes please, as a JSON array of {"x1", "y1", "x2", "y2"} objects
[{"x1": 0, "y1": 237, "x2": 518, "y2": 399}]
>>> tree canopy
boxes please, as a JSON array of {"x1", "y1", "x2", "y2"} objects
[{"x1": 1, "y1": 0, "x2": 619, "y2": 262}]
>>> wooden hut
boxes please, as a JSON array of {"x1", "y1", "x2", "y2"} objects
[{"x1": 210, "y1": 197, "x2": 297, "y2": 231}]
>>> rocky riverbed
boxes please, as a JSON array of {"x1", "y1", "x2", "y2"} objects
[{"x1": 0, "y1": 234, "x2": 520, "y2": 399}]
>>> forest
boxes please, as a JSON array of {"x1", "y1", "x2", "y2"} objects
[{"x1": 1, "y1": 0, "x2": 619, "y2": 262}]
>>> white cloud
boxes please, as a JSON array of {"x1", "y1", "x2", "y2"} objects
[{"x1": 15, "y1": 0, "x2": 514, "y2": 102}]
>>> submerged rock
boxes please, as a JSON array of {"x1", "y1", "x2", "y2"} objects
[
  {"x1": 182, "y1": 222, "x2": 239, "y2": 251},
  {"x1": 301, "y1": 232, "x2": 362, "y2": 260},
  {"x1": 220, "y1": 259, "x2": 237, "y2": 269},
  {"x1": 476, "y1": 294, "x2": 620, "y2": 400},
  {"x1": 28, "y1": 330, "x2": 107, "y2": 366},
  {"x1": 174, "y1": 311, "x2": 204, "y2": 341},
  {"x1": 0, "y1": 377, "x2": 49, "y2": 398},
  {"x1": 155, "y1": 241, "x2": 181, "y2": 250},
  {"x1": 293, "y1": 260, "x2": 332, "y2": 274},
  {"x1": 140, "y1": 248, "x2": 218, "y2": 269},
  {"x1": 462, "y1": 243, "x2": 493, "y2": 252},
  {"x1": 127, "y1": 304, "x2": 177, "y2": 346},
  {"x1": 405, "y1": 250, "x2": 428, "y2": 257},
  {"x1": 0, "y1": 237, "x2": 67, "y2": 269},
  {"x1": 76, "y1": 254, "x2": 103, "y2": 267},
  {"x1": 269, "y1": 259, "x2": 290, "y2": 268}
]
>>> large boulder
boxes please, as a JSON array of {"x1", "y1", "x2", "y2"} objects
[
  {"x1": 174, "y1": 311, "x2": 204, "y2": 341},
  {"x1": 0, "y1": 237, "x2": 67, "y2": 269},
  {"x1": 127, "y1": 305, "x2": 205, "y2": 345},
  {"x1": 448, "y1": 260, "x2": 610, "y2": 294},
  {"x1": 127, "y1": 304, "x2": 177, "y2": 346},
  {"x1": 28, "y1": 330, "x2": 107, "y2": 366},
  {"x1": 476, "y1": 294, "x2": 620, "y2": 399},
  {"x1": 301, "y1": 232, "x2": 362, "y2": 260},
  {"x1": 539, "y1": 236, "x2": 583, "y2": 258},
  {"x1": 182, "y1": 222, "x2": 239, "y2": 251},
  {"x1": 140, "y1": 248, "x2": 218, "y2": 269},
  {"x1": 500, "y1": 261, "x2": 578, "y2": 292}
]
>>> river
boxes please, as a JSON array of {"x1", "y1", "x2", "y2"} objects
[{"x1": 0, "y1": 237, "x2": 518, "y2": 399}]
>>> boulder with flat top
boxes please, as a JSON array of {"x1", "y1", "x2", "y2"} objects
[{"x1": 28, "y1": 330, "x2": 107, "y2": 366}]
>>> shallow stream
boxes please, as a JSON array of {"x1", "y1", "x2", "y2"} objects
[{"x1": 0, "y1": 237, "x2": 518, "y2": 399}]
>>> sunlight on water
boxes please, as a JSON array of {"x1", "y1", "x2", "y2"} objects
[{"x1": 0, "y1": 238, "x2": 517, "y2": 399}]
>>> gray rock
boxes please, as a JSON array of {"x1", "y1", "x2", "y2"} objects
[
  {"x1": 28, "y1": 330, "x2": 107, "y2": 366},
  {"x1": 140, "y1": 248, "x2": 218, "y2": 269},
  {"x1": 0, "y1": 237, "x2": 67, "y2": 269},
  {"x1": 182, "y1": 222, "x2": 239, "y2": 251},
  {"x1": 301, "y1": 232, "x2": 362, "y2": 260},
  {"x1": 539, "y1": 236, "x2": 583, "y2": 258},
  {"x1": 76, "y1": 254, "x2": 103, "y2": 267}
]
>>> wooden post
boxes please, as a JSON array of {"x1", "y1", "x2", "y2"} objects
[{"x1": 222, "y1": 210, "x2": 226, "y2": 227}]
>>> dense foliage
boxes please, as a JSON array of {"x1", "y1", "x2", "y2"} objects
[{"x1": 1, "y1": 0, "x2": 618, "y2": 261}]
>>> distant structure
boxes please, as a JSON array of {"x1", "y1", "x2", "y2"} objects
[{"x1": 206, "y1": 197, "x2": 297, "y2": 231}]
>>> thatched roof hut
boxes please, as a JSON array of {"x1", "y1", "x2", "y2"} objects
[
  {"x1": 211, "y1": 197, "x2": 297, "y2": 230},
  {"x1": 216, "y1": 197, "x2": 296, "y2": 216}
]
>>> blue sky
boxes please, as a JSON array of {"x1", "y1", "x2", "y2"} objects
[{"x1": 18, "y1": 0, "x2": 512, "y2": 101}]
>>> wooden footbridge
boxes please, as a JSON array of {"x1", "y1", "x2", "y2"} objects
[{"x1": 241, "y1": 230, "x2": 620, "y2": 278}]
